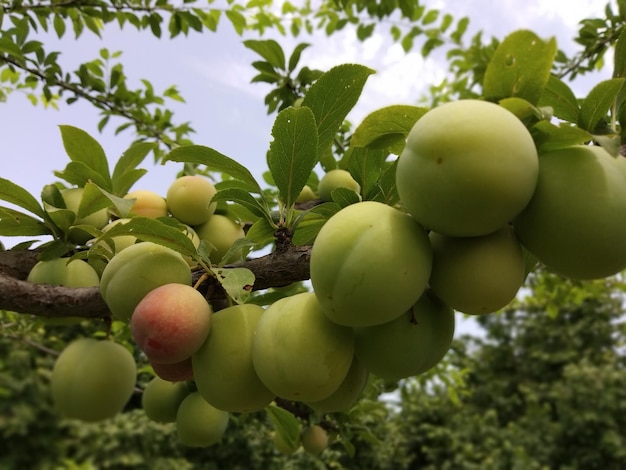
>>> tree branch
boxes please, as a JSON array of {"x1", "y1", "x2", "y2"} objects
[{"x1": 0, "y1": 244, "x2": 312, "y2": 318}]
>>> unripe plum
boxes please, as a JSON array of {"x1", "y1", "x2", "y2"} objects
[
  {"x1": 51, "y1": 338, "x2": 137, "y2": 422},
  {"x1": 99, "y1": 242, "x2": 192, "y2": 322},
  {"x1": 318, "y1": 169, "x2": 360, "y2": 202},
  {"x1": 27, "y1": 258, "x2": 100, "y2": 288},
  {"x1": 176, "y1": 391, "x2": 229, "y2": 447},
  {"x1": 396, "y1": 99, "x2": 538, "y2": 237},
  {"x1": 166, "y1": 175, "x2": 217, "y2": 226},
  {"x1": 428, "y1": 226, "x2": 525, "y2": 315},
  {"x1": 252, "y1": 292, "x2": 355, "y2": 402},
  {"x1": 301, "y1": 425, "x2": 329, "y2": 455},
  {"x1": 61, "y1": 187, "x2": 110, "y2": 244},
  {"x1": 150, "y1": 357, "x2": 194, "y2": 382},
  {"x1": 305, "y1": 357, "x2": 368, "y2": 414},
  {"x1": 142, "y1": 376, "x2": 191, "y2": 423},
  {"x1": 97, "y1": 218, "x2": 137, "y2": 254},
  {"x1": 192, "y1": 304, "x2": 274, "y2": 413},
  {"x1": 354, "y1": 289, "x2": 455, "y2": 382},
  {"x1": 124, "y1": 189, "x2": 168, "y2": 218},
  {"x1": 514, "y1": 145, "x2": 626, "y2": 279},
  {"x1": 195, "y1": 214, "x2": 246, "y2": 264},
  {"x1": 296, "y1": 184, "x2": 317, "y2": 203},
  {"x1": 310, "y1": 201, "x2": 432, "y2": 327},
  {"x1": 131, "y1": 283, "x2": 212, "y2": 364}
]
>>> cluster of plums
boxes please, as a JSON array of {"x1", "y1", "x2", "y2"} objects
[{"x1": 39, "y1": 98, "x2": 626, "y2": 451}]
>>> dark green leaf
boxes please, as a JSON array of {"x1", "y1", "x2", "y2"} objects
[
  {"x1": 97, "y1": 216, "x2": 197, "y2": 259},
  {"x1": 111, "y1": 142, "x2": 155, "y2": 195},
  {"x1": 348, "y1": 147, "x2": 388, "y2": 200},
  {"x1": 483, "y1": 30, "x2": 557, "y2": 104},
  {"x1": 211, "y1": 189, "x2": 272, "y2": 223},
  {"x1": 244, "y1": 39, "x2": 286, "y2": 70},
  {"x1": 164, "y1": 145, "x2": 261, "y2": 193},
  {"x1": 0, "y1": 207, "x2": 51, "y2": 236},
  {"x1": 268, "y1": 106, "x2": 319, "y2": 209},
  {"x1": 58, "y1": 125, "x2": 112, "y2": 191},
  {"x1": 538, "y1": 75, "x2": 580, "y2": 123},
  {"x1": 331, "y1": 187, "x2": 361, "y2": 208},
  {"x1": 350, "y1": 105, "x2": 427, "y2": 155},
  {"x1": 266, "y1": 405, "x2": 301, "y2": 453},
  {"x1": 288, "y1": 42, "x2": 311, "y2": 73},
  {"x1": 0, "y1": 177, "x2": 45, "y2": 217},
  {"x1": 302, "y1": 64, "x2": 375, "y2": 160},
  {"x1": 614, "y1": 28, "x2": 626, "y2": 78},
  {"x1": 531, "y1": 121, "x2": 592, "y2": 152},
  {"x1": 54, "y1": 161, "x2": 111, "y2": 189},
  {"x1": 578, "y1": 78, "x2": 625, "y2": 132}
]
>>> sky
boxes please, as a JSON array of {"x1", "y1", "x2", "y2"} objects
[{"x1": 0, "y1": 0, "x2": 612, "y2": 334}]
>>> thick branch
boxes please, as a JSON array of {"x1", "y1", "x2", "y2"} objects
[{"x1": 0, "y1": 244, "x2": 312, "y2": 318}]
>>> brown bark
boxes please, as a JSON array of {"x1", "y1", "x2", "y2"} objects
[{"x1": 0, "y1": 245, "x2": 312, "y2": 318}]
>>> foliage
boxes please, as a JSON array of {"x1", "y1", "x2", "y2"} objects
[{"x1": 1, "y1": 0, "x2": 626, "y2": 468}]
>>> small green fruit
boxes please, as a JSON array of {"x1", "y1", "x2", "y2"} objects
[
  {"x1": 142, "y1": 377, "x2": 190, "y2": 423},
  {"x1": 176, "y1": 392, "x2": 229, "y2": 447}
]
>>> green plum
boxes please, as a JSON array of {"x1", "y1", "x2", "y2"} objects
[
  {"x1": 354, "y1": 290, "x2": 455, "y2": 382},
  {"x1": 142, "y1": 376, "x2": 191, "y2": 423},
  {"x1": 27, "y1": 258, "x2": 100, "y2": 288},
  {"x1": 192, "y1": 304, "x2": 275, "y2": 413},
  {"x1": 99, "y1": 242, "x2": 192, "y2": 322},
  {"x1": 318, "y1": 169, "x2": 360, "y2": 202},
  {"x1": 514, "y1": 145, "x2": 626, "y2": 279},
  {"x1": 252, "y1": 292, "x2": 355, "y2": 402},
  {"x1": 51, "y1": 338, "x2": 137, "y2": 422},
  {"x1": 428, "y1": 226, "x2": 525, "y2": 315},
  {"x1": 310, "y1": 201, "x2": 432, "y2": 327},
  {"x1": 195, "y1": 214, "x2": 246, "y2": 264},
  {"x1": 166, "y1": 175, "x2": 217, "y2": 225},
  {"x1": 61, "y1": 187, "x2": 110, "y2": 244},
  {"x1": 124, "y1": 189, "x2": 168, "y2": 218},
  {"x1": 396, "y1": 99, "x2": 538, "y2": 237},
  {"x1": 176, "y1": 392, "x2": 229, "y2": 447},
  {"x1": 305, "y1": 357, "x2": 368, "y2": 414}
]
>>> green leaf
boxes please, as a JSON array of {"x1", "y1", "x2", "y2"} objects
[
  {"x1": 268, "y1": 106, "x2": 319, "y2": 209},
  {"x1": 211, "y1": 189, "x2": 273, "y2": 223},
  {"x1": 288, "y1": 42, "x2": 310, "y2": 73},
  {"x1": 43, "y1": 204, "x2": 75, "y2": 234},
  {"x1": 98, "y1": 216, "x2": 197, "y2": 259},
  {"x1": 538, "y1": 75, "x2": 580, "y2": 123},
  {"x1": 111, "y1": 142, "x2": 155, "y2": 195},
  {"x1": 614, "y1": 27, "x2": 626, "y2": 78},
  {"x1": 54, "y1": 161, "x2": 111, "y2": 189},
  {"x1": 483, "y1": 30, "x2": 557, "y2": 104},
  {"x1": 82, "y1": 182, "x2": 135, "y2": 218},
  {"x1": 531, "y1": 121, "x2": 592, "y2": 152},
  {"x1": 0, "y1": 207, "x2": 51, "y2": 236},
  {"x1": 292, "y1": 202, "x2": 340, "y2": 245},
  {"x1": 164, "y1": 145, "x2": 261, "y2": 193},
  {"x1": 244, "y1": 39, "x2": 286, "y2": 70},
  {"x1": 226, "y1": 9, "x2": 246, "y2": 35},
  {"x1": 350, "y1": 105, "x2": 427, "y2": 155},
  {"x1": 58, "y1": 125, "x2": 112, "y2": 191},
  {"x1": 302, "y1": 64, "x2": 375, "y2": 160},
  {"x1": 213, "y1": 267, "x2": 255, "y2": 304},
  {"x1": 331, "y1": 187, "x2": 361, "y2": 208},
  {"x1": 347, "y1": 147, "x2": 388, "y2": 200},
  {"x1": 0, "y1": 177, "x2": 45, "y2": 217},
  {"x1": 578, "y1": 78, "x2": 625, "y2": 132},
  {"x1": 266, "y1": 405, "x2": 301, "y2": 453},
  {"x1": 245, "y1": 218, "x2": 277, "y2": 247}
]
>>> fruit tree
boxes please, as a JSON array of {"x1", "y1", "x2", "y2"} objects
[{"x1": 1, "y1": 0, "x2": 626, "y2": 467}]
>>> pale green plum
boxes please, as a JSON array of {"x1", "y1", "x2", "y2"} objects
[
  {"x1": 428, "y1": 225, "x2": 525, "y2": 315},
  {"x1": 124, "y1": 189, "x2": 168, "y2": 218},
  {"x1": 61, "y1": 187, "x2": 110, "y2": 244},
  {"x1": 195, "y1": 214, "x2": 246, "y2": 264},
  {"x1": 176, "y1": 392, "x2": 229, "y2": 447},
  {"x1": 318, "y1": 169, "x2": 360, "y2": 202},
  {"x1": 396, "y1": 99, "x2": 538, "y2": 237},
  {"x1": 301, "y1": 425, "x2": 329, "y2": 455},
  {"x1": 192, "y1": 304, "x2": 274, "y2": 413},
  {"x1": 131, "y1": 283, "x2": 212, "y2": 364},
  {"x1": 142, "y1": 376, "x2": 191, "y2": 423},
  {"x1": 305, "y1": 357, "x2": 368, "y2": 414},
  {"x1": 99, "y1": 242, "x2": 192, "y2": 322},
  {"x1": 252, "y1": 292, "x2": 355, "y2": 402},
  {"x1": 166, "y1": 175, "x2": 217, "y2": 225},
  {"x1": 27, "y1": 258, "x2": 100, "y2": 287},
  {"x1": 95, "y1": 218, "x2": 137, "y2": 255},
  {"x1": 51, "y1": 338, "x2": 137, "y2": 422},
  {"x1": 296, "y1": 184, "x2": 317, "y2": 203},
  {"x1": 514, "y1": 145, "x2": 626, "y2": 279},
  {"x1": 310, "y1": 201, "x2": 432, "y2": 327},
  {"x1": 354, "y1": 290, "x2": 455, "y2": 382}
]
